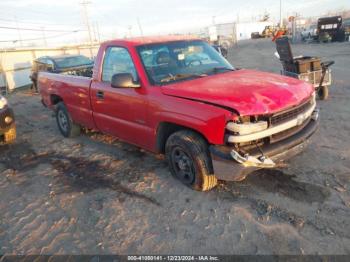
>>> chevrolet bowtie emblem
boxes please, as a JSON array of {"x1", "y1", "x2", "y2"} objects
[{"x1": 296, "y1": 114, "x2": 306, "y2": 126}]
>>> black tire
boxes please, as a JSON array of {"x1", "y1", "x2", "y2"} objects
[
  {"x1": 318, "y1": 86, "x2": 329, "y2": 100},
  {"x1": 56, "y1": 102, "x2": 81, "y2": 138},
  {"x1": 165, "y1": 130, "x2": 217, "y2": 191}
]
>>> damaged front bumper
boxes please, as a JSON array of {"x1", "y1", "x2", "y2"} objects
[{"x1": 209, "y1": 114, "x2": 319, "y2": 181}]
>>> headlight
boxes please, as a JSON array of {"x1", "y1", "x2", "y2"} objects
[
  {"x1": 0, "y1": 96, "x2": 7, "y2": 110},
  {"x1": 226, "y1": 121, "x2": 268, "y2": 135}
]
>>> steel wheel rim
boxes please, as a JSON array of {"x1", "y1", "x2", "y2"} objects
[
  {"x1": 171, "y1": 146, "x2": 195, "y2": 185},
  {"x1": 58, "y1": 110, "x2": 68, "y2": 132}
]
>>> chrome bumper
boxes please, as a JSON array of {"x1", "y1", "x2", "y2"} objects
[{"x1": 210, "y1": 115, "x2": 319, "y2": 181}]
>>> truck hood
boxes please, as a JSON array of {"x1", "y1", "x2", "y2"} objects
[{"x1": 160, "y1": 69, "x2": 314, "y2": 116}]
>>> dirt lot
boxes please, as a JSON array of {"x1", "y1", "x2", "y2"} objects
[{"x1": 1, "y1": 39, "x2": 350, "y2": 255}]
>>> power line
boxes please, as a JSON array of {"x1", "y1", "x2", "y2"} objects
[
  {"x1": 0, "y1": 6, "x2": 79, "y2": 17},
  {"x1": 0, "y1": 17, "x2": 80, "y2": 27},
  {"x1": 0, "y1": 25, "x2": 83, "y2": 32},
  {"x1": 0, "y1": 31, "x2": 80, "y2": 43}
]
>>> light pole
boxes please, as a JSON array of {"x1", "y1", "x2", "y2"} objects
[{"x1": 279, "y1": 0, "x2": 283, "y2": 27}]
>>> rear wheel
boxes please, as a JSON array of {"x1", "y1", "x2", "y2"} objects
[
  {"x1": 165, "y1": 130, "x2": 217, "y2": 191},
  {"x1": 318, "y1": 86, "x2": 329, "y2": 100},
  {"x1": 56, "y1": 102, "x2": 81, "y2": 138}
]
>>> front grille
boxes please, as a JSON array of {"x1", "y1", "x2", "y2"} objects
[
  {"x1": 270, "y1": 98, "x2": 313, "y2": 126},
  {"x1": 0, "y1": 107, "x2": 14, "y2": 129},
  {"x1": 270, "y1": 117, "x2": 311, "y2": 143}
]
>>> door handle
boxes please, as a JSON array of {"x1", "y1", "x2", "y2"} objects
[{"x1": 96, "y1": 90, "x2": 104, "y2": 99}]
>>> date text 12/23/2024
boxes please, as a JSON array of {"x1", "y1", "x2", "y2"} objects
[{"x1": 128, "y1": 256, "x2": 219, "y2": 261}]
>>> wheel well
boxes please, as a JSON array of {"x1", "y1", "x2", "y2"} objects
[
  {"x1": 50, "y1": 94, "x2": 63, "y2": 105},
  {"x1": 156, "y1": 122, "x2": 208, "y2": 154}
]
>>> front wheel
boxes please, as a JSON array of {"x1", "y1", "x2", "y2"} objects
[
  {"x1": 318, "y1": 86, "x2": 329, "y2": 100},
  {"x1": 56, "y1": 102, "x2": 81, "y2": 138},
  {"x1": 165, "y1": 130, "x2": 217, "y2": 191}
]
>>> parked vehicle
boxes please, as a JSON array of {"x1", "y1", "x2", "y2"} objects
[
  {"x1": 342, "y1": 18, "x2": 350, "y2": 41},
  {"x1": 301, "y1": 24, "x2": 317, "y2": 41},
  {"x1": 39, "y1": 36, "x2": 319, "y2": 191},
  {"x1": 317, "y1": 16, "x2": 345, "y2": 42},
  {"x1": 30, "y1": 55, "x2": 93, "y2": 92},
  {"x1": 211, "y1": 44, "x2": 228, "y2": 58},
  {"x1": 251, "y1": 32, "x2": 261, "y2": 39},
  {"x1": 0, "y1": 95, "x2": 16, "y2": 144}
]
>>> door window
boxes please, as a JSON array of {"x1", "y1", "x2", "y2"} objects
[{"x1": 102, "y1": 47, "x2": 137, "y2": 82}]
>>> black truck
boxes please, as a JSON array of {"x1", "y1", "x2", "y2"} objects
[
  {"x1": 317, "y1": 16, "x2": 346, "y2": 42},
  {"x1": 30, "y1": 54, "x2": 94, "y2": 92}
]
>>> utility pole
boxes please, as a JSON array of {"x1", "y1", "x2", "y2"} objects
[
  {"x1": 80, "y1": 0, "x2": 93, "y2": 58},
  {"x1": 128, "y1": 26, "x2": 132, "y2": 38},
  {"x1": 292, "y1": 12, "x2": 300, "y2": 43},
  {"x1": 137, "y1": 18, "x2": 144, "y2": 37},
  {"x1": 14, "y1": 16, "x2": 23, "y2": 47},
  {"x1": 93, "y1": 21, "x2": 101, "y2": 42},
  {"x1": 41, "y1": 26, "x2": 47, "y2": 47},
  {"x1": 92, "y1": 21, "x2": 97, "y2": 42},
  {"x1": 96, "y1": 21, "x2": 101, "y2": 43}
]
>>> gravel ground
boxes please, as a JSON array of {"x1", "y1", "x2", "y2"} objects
[{"x1": 1, "y1": 39, "x2": 350, "y2": 255}]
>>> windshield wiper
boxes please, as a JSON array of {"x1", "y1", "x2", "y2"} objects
[
  {"x1": 206, "y1": 67, "x2": 235, "y2": 74},
  {"x1": 160, "y1": 73, "x2": 207, "y2": 83}
]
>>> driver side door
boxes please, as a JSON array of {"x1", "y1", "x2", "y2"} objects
[{"x1": 90, "y1": 46, "x2": 151, "y2": 148}]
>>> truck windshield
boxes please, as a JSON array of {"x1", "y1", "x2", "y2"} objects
[
  {"x1": 54, "y1": 55, "x2": 93, "y2": 69},
  {"x1": 137, "y1": 40, "x2": 234, "y2": 85}
]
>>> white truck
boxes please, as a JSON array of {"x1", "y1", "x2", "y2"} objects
[{"x1": 301, "y1": 25, "x2": 318, "y2": 41}]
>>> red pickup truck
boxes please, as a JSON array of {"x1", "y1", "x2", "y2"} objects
[{"x1": 39, "y1": 36, "x2": 319, "y2": 191}]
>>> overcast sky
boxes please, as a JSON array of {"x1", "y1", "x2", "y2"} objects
[{"x1": 0, "y1": 0, "x2": 349, "y2": 47}]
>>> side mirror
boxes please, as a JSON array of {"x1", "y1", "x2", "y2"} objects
[{"x1": 111, "y1": 73, "x2": 140, "y2": 88}]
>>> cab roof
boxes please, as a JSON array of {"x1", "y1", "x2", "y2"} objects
[{"x1": 102, "y1": 35, "x2": 202, "y2": 46}]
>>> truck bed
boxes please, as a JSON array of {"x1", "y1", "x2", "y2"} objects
[{"x1": 38, "y1": 72, "x2": 96, "y2": 130}]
